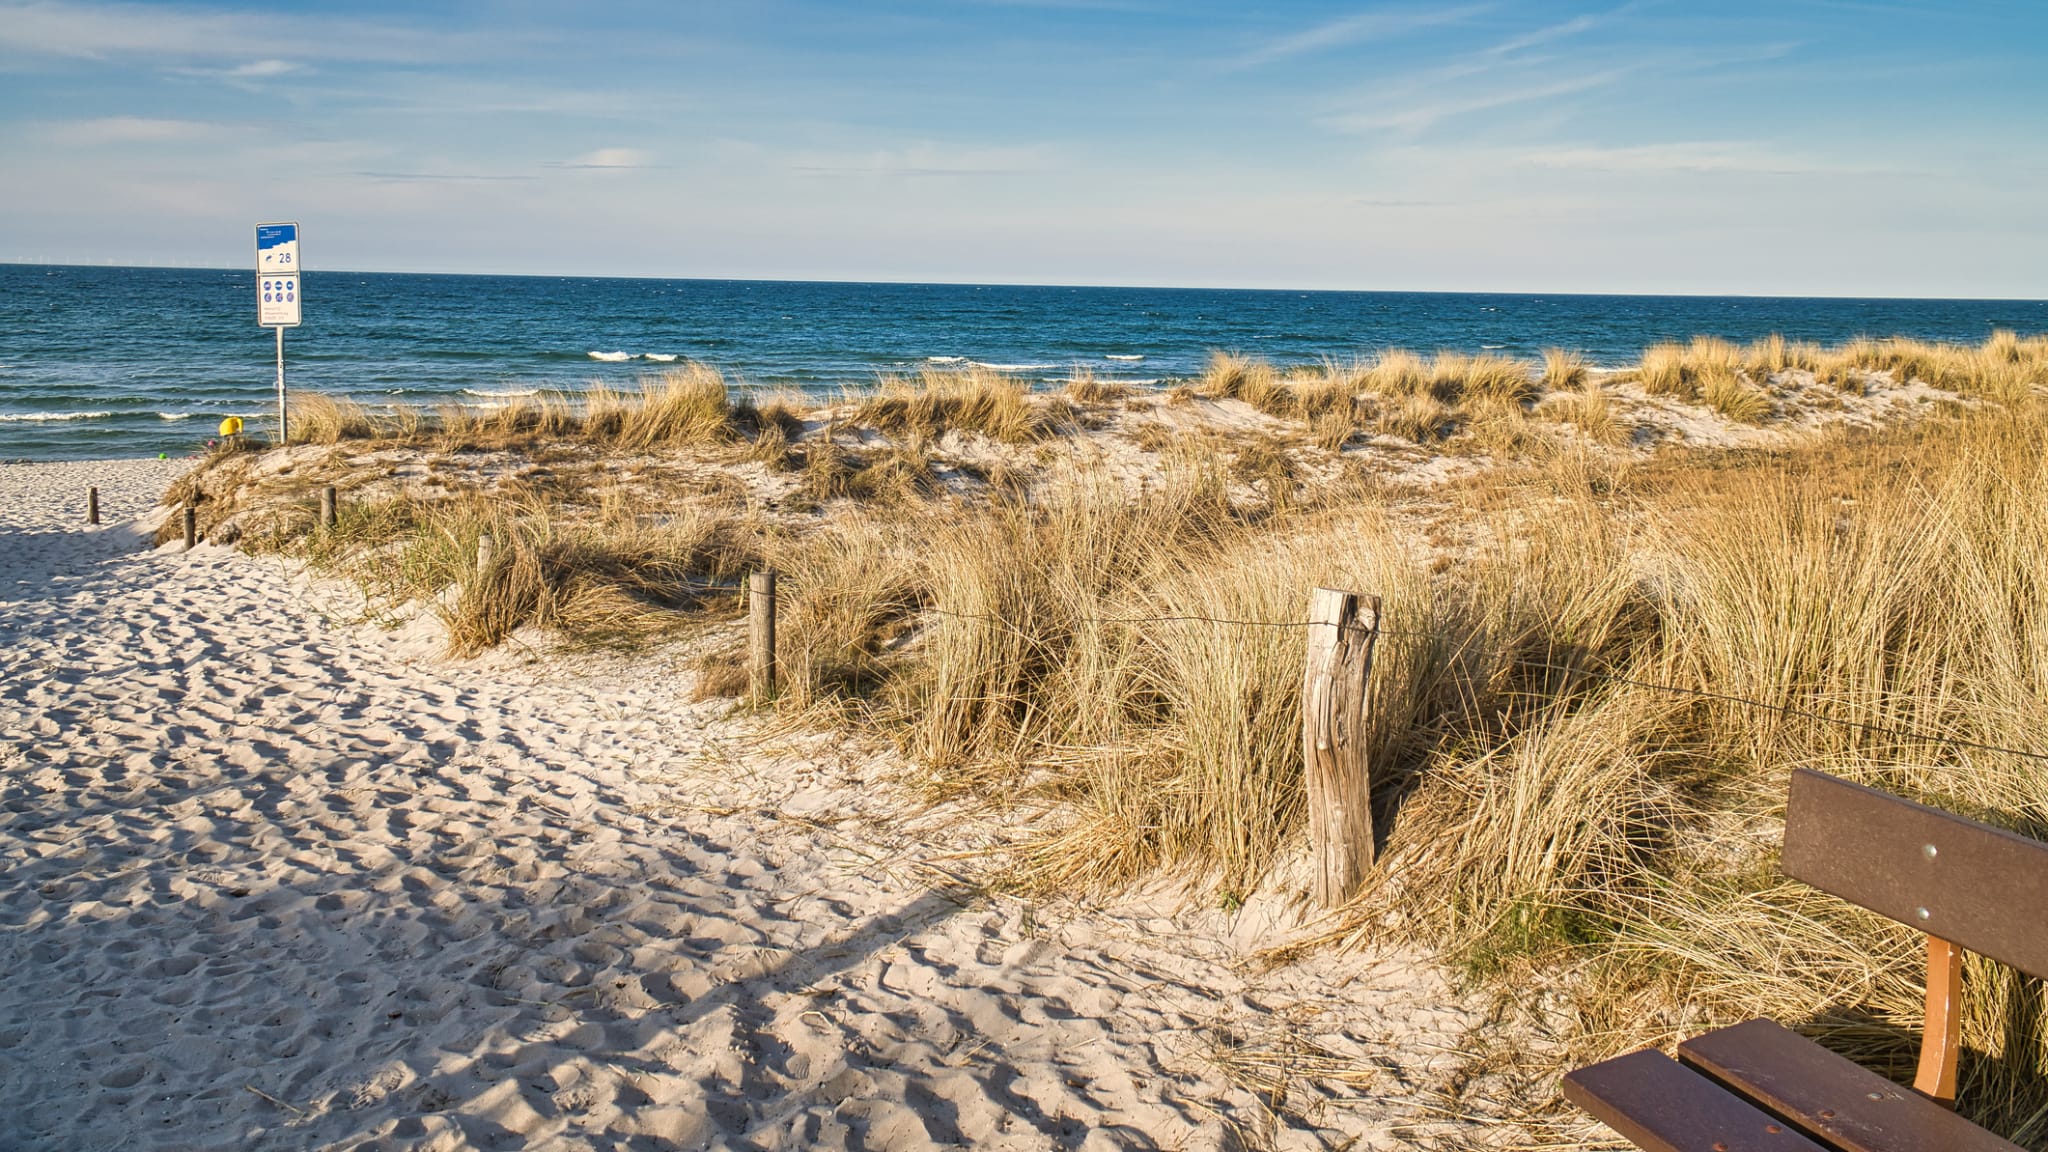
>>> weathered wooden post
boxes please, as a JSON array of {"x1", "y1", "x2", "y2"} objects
[
  {"x1": 87, "y1": 487, "x2": 99, "y2": 525},
  {"x1": 182, "y1": 506, "x2": 198, "y2": 551},
  {"x1": 476, "y1": 533, "x2": 496, "y2": 577},
  {"x1": 749, "y1": 569, "x2": 779, "y2": 700},
  {"x1": 320, "y1": 485, "x2": 337, "y2": 529},
  {"x1": 1301, "y1": 587, "x2": 1381, "y2": 908}
]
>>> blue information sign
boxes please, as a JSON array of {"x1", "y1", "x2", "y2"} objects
[{"x1": 256, "y1": 222, "x2": 299, "y2": 274}]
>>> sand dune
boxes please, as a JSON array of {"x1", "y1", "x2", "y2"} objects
[{"x1": 0, "y1": 459, "x2": 1499, "y2": 1150}]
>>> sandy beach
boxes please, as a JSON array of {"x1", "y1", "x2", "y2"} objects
[{"x1": 0, "y1": 458, "x2": 1502, "y2": 1151}]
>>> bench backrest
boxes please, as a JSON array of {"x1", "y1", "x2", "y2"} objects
[{"x1": 1783, "y1": 768, "x2": 2048, "y2": 980}]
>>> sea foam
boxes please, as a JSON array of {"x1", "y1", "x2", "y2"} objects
[
  {"x1": 0, "y1": 410, "x2": 110, "y2": 423},
  {"x1": 643, "y1": 353, "x2": 679, "y2": 362},
  {"x1": 462, "y1": 388, "x2": 541, "y2": 397},
  {"x1": 158, "y1": 412, "x2": 192, "y2": 421},
  {"x1": 1105, "y1": 354, "x2": 1144, "y2": 361},
  {"x1": 588, "y1": 351, "x2": 634, "y2": 362}
]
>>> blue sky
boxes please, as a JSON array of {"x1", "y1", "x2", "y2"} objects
[{"x1": 1, "y1": 0, "x2": 2043, "y2": 295}]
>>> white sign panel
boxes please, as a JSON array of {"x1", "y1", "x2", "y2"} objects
[
  {"x1": 259, "y1": 273, "x2": 302, "y2": 327},
  {"x1": 256, "y1": 221, "x2": 300, "y2": 274}
]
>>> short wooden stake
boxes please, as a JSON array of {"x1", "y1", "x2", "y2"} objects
[
  {"x1": 749, "y1": 570, "x2": 779, "y2": 700},
  {"x1": 476, "y1": 533, "x2": 496, "y2": 576},
  {"x1": 1302, "y1": 587, "x2": 1381, "y2": 908},
  {"x1": 320, "y1": 485, "x2": 337, "y2": 529},
  {"x1": 87, "y1": 487, "x2": 99, "y2": 525},
  {"x1": 182, "y1": 506, "x2": 198, "y2": 551}
]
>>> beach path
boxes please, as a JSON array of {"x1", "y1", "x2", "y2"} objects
[{"x1": 0, "y1": 460, "x2": 1479, "y2": 1151}]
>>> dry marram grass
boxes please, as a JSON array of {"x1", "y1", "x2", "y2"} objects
[{"x1": 168, "y1": 330, "x2": 2048, "y2": 1142}]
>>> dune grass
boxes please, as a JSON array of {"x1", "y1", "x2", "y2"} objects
[
  {"x1": 175, "y1": 330, "x2": 2048, "y2": 1140},
  {"x1": 855, "y1": 365, "x2": 1062, "y2": 443},
  {"x1": 753, "y1": 390, "x2": 2048, "y2": 1140},
  {"x1": 1539, "y1": 347, "x2": 1587, "y2": 391}
]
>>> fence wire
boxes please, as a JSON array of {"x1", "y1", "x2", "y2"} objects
[{"x1": 911, "y1": 604, "x2": 2048, "y2": 767}]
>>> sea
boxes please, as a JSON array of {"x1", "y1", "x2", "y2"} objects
[{"x1": 3, "y1": 263, "x2": 2045, "y2": 461}]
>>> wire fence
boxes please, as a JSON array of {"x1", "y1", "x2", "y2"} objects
[{"x1": 912, "y1": 602, "x2": 2048, "y2": 767}]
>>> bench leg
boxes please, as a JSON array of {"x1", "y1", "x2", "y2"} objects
[{"x1": 1915, "y1": 935, "x2": 1963, "y2": 1108}]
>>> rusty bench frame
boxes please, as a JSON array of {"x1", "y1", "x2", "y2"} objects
[{"x1": 1562, "y1": 768, "x2": 2048, "y2": 1152}]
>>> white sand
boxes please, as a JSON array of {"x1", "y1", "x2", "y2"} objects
[{"x1": 0, "y1": 459, "x2": 1509, "y2": 1150}]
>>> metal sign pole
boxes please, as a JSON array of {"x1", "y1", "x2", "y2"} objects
[{"x1": 276, "y1": 325, "x2": 288, "y2": 445}]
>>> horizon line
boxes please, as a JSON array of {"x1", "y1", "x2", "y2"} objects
[{"x1": 6, "y1": 260, "x2": 2048, "y2": 305}]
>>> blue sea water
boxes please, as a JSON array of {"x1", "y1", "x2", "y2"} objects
[{"x1": 2, "y1": 263, "x2": 2044, "y2": 461}]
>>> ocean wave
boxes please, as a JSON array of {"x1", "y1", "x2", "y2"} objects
[
  {"x1": 588, "y1": 351, "x2": 634, "y2": 362},
  {"x1": 0, "y1": 410, "x2": 110, "y2": 423},
  {"x1": 643, "y1": 353, "x2": 679, "y2": 362},
  {"x1": 462, "y1": 388, "x2": 541, "y2": 397},
  {"x1": 1105, "y1": 354, "x2": 1144, "y2": 361},
  {"x1": 926, "y1": 356, "x2": 966, "y2": 364},
  {"x1": 158, "y1": 412, "x2": 192, "y2": 421},
  {"x1": 971, "y1": 361, "x2": 1057, "y2": 371}
]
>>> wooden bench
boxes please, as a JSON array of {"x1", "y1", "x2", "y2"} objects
[{"x1": 1562, "y1": 768, "x2": 2048, "y2": 1152}]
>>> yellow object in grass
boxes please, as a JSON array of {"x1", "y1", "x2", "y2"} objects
[{"x1": 218, "y1": 416, "x2": 244, "y2": 436}]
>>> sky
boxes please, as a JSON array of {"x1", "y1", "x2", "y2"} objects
[{"x1": 1, "y1": 0, "x2": 2044, "y2": 296}]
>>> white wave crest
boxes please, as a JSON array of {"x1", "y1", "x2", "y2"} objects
[
  {"x1": 462, "y1": 388, "x2": 540, "y2": 397},
  {"x1": 925, "y1": 355, "x2": 966, "y2": 364},
  {"x1": 643, "y1": 353, "x2": 678, "y2": 363},
  {"x1": 970, "y1": 361, "x2": 1056, "y2": 371},
  {"x1": 0, "y1": 410, "x2": 110, "y2": 423},
  {"x1": 1105, "y1": 354, "x2": 1144, "y2": 361},
  {"x1": 158, "y1": 412, "x2": 192, "y2": 421},
  {"x1": 588, "y1": 351, "x2": 634, "y2": 362}
]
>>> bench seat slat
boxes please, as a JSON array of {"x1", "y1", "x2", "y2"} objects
[
  {"x1": 1678, "y1": 1019, "x2": 2021, "y2": 1152},
  {"x1": 1562, "y1": 1048, "x2": 1831, "y2": 1152}
]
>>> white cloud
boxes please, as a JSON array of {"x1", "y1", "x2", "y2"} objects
[
  {"x1": 0, "y1": 0, "x2": 457, "y2": 64},
  {"x1": 52, "y1": 116, "x2": 223, "y2": 143},
  {"x1": 1237, "y1": 3, "x2": 1492, "y2": 68},
  {"x1": 556, "y1": 147, "x2": 652, "y2": 170},
  {"x1": 1324, "y1": 69, "x2": 1633, "y2": 133},
  {"x1": 228, "y1": 58, "x2": 295, "y2": 77},
  {"x1": 789, "y1": 142, "x2": 1055, "y2": 176},
  {"x1": 1523, "y1": 141, "x2": 1918, "y2": 178}
]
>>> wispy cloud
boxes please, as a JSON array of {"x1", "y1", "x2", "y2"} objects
[
  {"x1": 1324, "y1": 68, "x2": 1633, "y2": 133},
  {"x1": 353, "y1": 170, "x2": 536, "y2": 183},
  {"x1": 1486, "y1": 11, "x2": 1608, "y2": 57},
  {"x1": 1523, "y1": 140, "x2": 1921, "y2": 178},
  {"x1": 550, "y1": 147, "x2": 653, "y2": 170},
  {"x1": 50, "y1": 115, "x2": 224, "y2": 143},
  {"x1": 790, "y1": 142, "x2": 1054, "y2": 177},
  {"x1": 172, "y1": 58, "x2": 299, "y2": 79},
  {"x1": 1353, "y1": 198, "x2": 1460, "y2": 208},
  {"x1": 1237, "y1": 3, "x2": 1492, "y2": 68},
  {"x1": 0, "y1": 0, "x2": 461, "y2": 64}
]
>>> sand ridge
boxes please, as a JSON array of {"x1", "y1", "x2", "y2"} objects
[{"x1": 1, "y1": 459, "x2": 1504, "y2": 1151}]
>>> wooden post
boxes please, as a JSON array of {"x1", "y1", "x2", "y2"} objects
[
  {"x1": 476, "y1": 533, "x2": 496, "y2": 577},
  {"x1": 749, "y1": 570, "x2": 778, "y2": 700},
  {"x1": 1302, "y1": 587, "x2": 1381, "y2": 908},
  {"x1": 87, "y1": 487, "x2": 99, "y2": 525},
  {"x1": 182, "y1": 506, "x2": 197, "y2": 551},
  {"x1": 320, "y1": 485, "x2": 337, "y2": 529}
]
